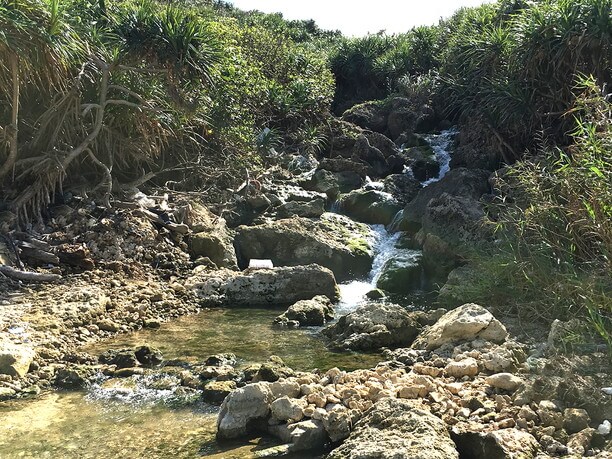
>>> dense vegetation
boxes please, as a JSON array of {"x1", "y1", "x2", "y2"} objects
[{"x1": 1, "y1": 0, "x2": 610, "y2": 344}]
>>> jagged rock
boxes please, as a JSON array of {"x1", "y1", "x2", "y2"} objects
[
  {"x1": 270, "y1": 396, "x2": 307, "y2": 422},
  {"x1": 54, "y1": 365, "x2": 97, "y2": 389},
  {"x1": 376, "y1": 250, "x2": 423, "y2": 294},
  {"x1": 99, "y1": 349, "x2": 138, "y2": 368},
  {"x1": 563, "y1": 408, "x2": 590, "y2": 434},
  {"x1": 445, "y1": 357, "x2": 480, "y2": 378},
  {"x1": 252, "y1": 356, "x2": 294, "y2": 383},
  {"x1": 323, "y1": 302, "x2": 420, "y2": 351},
  {"x1": 452, "y1": 428, "x2": 540, "y2": 459},
  {"x1": 186, "y1": 264, "x2": 338, "y2": 307},
  {"x1": 299, "y1": 169, "x2": 340, "y2": 199},
  {"x1": 405, "y1": 145, "x2": 440, "y2": 182},
  {"x1": 351, "y1": 135, "x2": 391, "y2": 178},
  {"x1": 327, "y1": 398, "x2": 459, "y2": 459},
  {"x1": 486, "y1": 373, "x2": 524, "y2": 392},
  {"x1": 412, "y1": 303, "x2": 508, "y2": 350},
  {"x1": 382, "y1": 174, "x2": 422, "y2": 206},
  {"x1": 234, "y1": 214, "x2": 373, "y2": 281},
  {"x1": 134, "y1": 346, "x2": 163, "y2": 366},
  {"x1": 0, "y1": 342, "x2": 35, "y2": 378},
  {"x1": 274, "y1": 295, "x2": 334, "y2": 327},
  {"x1": 217, "y1": 382, "x2": 273, "y2": 439},
  {"x1": 276, "y1": 198, "x2": 326, "y2": 218},
  {"x1": 438, "y1": 265, "x2": 479, "y2": 307},
  {"x1": 339, "y1": 190, "x2": 402, "y2": 225},
  {"x1": 186, "y1": 203, "x2": 238, "y2": 269},
  {"x1": 401, "y1": 168, "x2": 490, "y2": 230},
  {"x1": 204, "y1": 353, "x2": 237, "y2": 367}
]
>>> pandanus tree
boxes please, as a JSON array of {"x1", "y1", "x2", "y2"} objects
[{"x1": 0, "y1": 0, "x2": 75, "y2": 180}]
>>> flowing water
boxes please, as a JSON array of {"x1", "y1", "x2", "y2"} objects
[{"x1": 0, "y1": 128, "x2": 456, "y2": 458}]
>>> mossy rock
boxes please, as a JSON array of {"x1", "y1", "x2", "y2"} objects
[
  {"x1": 339, "y1": 190, "x2": 402, "y2": 225},
  {"x1": 376, "y1": 252, "x2": 423, "y2": 294}
]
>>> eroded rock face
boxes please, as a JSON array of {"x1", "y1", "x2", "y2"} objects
[
  {"x1": 234, "y1": 214, "x2": 373, "y2": 281},
  {"x1": 327, "y1": 398, "x2": 459, "y2": 459},
  {"x1": 412, "y1": 303, "x2": 508, "y2": 350},
  {"x1": 375, "y1": 250, "x2": 423, "y2": 294},
  {"x1": 186, "y1": 264, "x2": 338, "y2": 307},
  {"x1": 322, "y1": 302, "x2": 420, "y2": 351},
  {"x1": 185, "y1": 203, "x2": 238, "y2": 269},
  {"x1": 274, "y1": 295, "x2": 334, "y2": 327},
  {"x1": 401, "y1": 168, "x2": 490, "y2": 230}
]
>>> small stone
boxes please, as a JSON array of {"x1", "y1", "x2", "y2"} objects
[
  {"x1": 597, "y1": 420, "x2": 611, "y2": 435},
  {"x1": 96, "y1": 319, "x2": 120, "y2": 332},
  {"x1": 563, "y1": 408, "x2": 590, "y2": 434},
  {"x1": 0, "y1": 387, "x2": 16, "y2": 400},
  {"x1": 485, "y1": 373, "x2": 523, "y2": 392},
  {"x1": 143, "y1": 319, "x2": 161, "y2": 329},
  {"x1": 203, "y1": 380, "x2": 237, "y2": 404}
]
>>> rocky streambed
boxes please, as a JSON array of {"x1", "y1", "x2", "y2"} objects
[{"x1": 0, "y1": 117, "x2": 610, "y2": 458}]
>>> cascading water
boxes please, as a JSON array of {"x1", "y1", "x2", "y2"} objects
[{"x1": 337, "y1": 128, "x2": 458, "y2": 313}]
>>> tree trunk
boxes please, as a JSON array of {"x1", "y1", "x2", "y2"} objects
[{"x1": 0, "y1": 54, "x2": 19, "y2": 179}]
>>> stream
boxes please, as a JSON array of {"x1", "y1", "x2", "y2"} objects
[{"x1": 0, "y1": 129, "x2": 457, "y2": 458}]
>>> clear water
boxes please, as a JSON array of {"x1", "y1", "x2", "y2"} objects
[{"x1": 421, "y1": 128, "x2": 458, "y2": 186}]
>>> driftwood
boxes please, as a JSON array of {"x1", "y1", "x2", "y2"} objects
[{"x1": 0, "y1": 265, "x2": 61, "y2": 282}]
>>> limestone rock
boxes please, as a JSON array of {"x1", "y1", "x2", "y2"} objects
[
  {"x1": 0, "y1": 342, "x2": 35, "y2": 378},
  {"x1": 202, "y1": 380, "x2": 237, "y2": 404},
  {"x1": 323, "y1": 302, "x2": 421, "y2": 351},
  {"x1": 327, "y1": 398, "x2": 459, "y2": 459},
  {"x1": 412, "y1": 303, "x2": 508, "y2": 350},
  {"x1": 486, "y1": 373, "x2": 524, "y2": 392},
  {"x1": 274, "y1": 295, "x2": 334, "y2": 327},
  {"x1": 563, "y1": 408, "x2": 590, "y2": 434},
  {"x1": 452, "y1": 428, "x2": 540, "y2": 459},
  {"x1": 234, "y1": 214, "x2": 373, "y2": 281},
  {"x1": 217, "y1": 382, "x2": 273, "y2": 439},
  {"x1": 375, "y1": 250, "x2": 423, "y2": 294},
  {"x1": 270, "y1": 396, "x2": 307, "y2": 422},
  {"x1": 445, "y1": 358, "x2": 479, "y2": 378},
  {"x1": 186, "y1": 264, "x2": 338, "y2": 307},
  {"x1": 276, "y1": 199, "x2": 326, "y2": 218}
]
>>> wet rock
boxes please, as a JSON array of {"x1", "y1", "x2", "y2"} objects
[
  {"x1": 563, "y1": 408, "x2": 590, "y2": 434},
  {"x1": 382, "y1": 173, "x2": 422, "y2": 206},
  {"x1": 452, "y1": 428, "x2": 540, "y2": 459},
  {"x1": 253, "y1": 356, "x2": 294, "y2": 383},
  {"x1": 99, "y1": 349, "x2": 138, "y2": 369},
  {"x1": 365, "y1": 288, "x2": 385, "y2": 300},
  {"x1": 351, "y1": 135, "x2": 391, "y2": 178},
  {"x1": 134, "y1": 346, "x2": 163, "y2": 367},
  {"x1": 486, "y1": 373, "x2": 524, "y2": 392},
  {"x1": 339, "y1": 190, "x2": 402, "y2": 225},
  {"x1": 217, "y1": 382, "x2": 273, "y2": 439},
  {"x1": 404, "y1": 145, "x2": 440, "y2": 182},
  {"x1": 274, "y1": 296, "x2": 334, "y2": 327},
  {"x1": 0, "y1": 342, "x2": 35, "y2": 378},
  {"x1": 202, "y1": 380, "x2": 237, "y2": 404},
  {"x1": 413, "y1": 303, "x2": 508, "y2": 350},
  {"x1": 327, "y1": 398, "x2": 459, "y2": 459},
  {"x1": 234, "y1": 214, "x2": 373, "y2": 281},
  {"x1": 186, "y1": 264, "x2": 339, "y2": 307},
  {"x1": 438, "y1": 265, "x2": 480, "y2": 307},
  {"x1": 204, "y1": 353, "x2": 237, "y2": 367},
  {"x1": 54, "y1": 365, "x2": 97, "y2": 389},
  {"x1": 287, "y1": 419, "x2": 328, "y2": 452},
  {"x1": 323, "y1": 302, "x2": 420, "y2": 351},
  {"x1": 276, "y1": 199, "x2": 326, "y2": 218},
  {"x1": 376, "y1": 250, "x2": 423, "y2": 294}
]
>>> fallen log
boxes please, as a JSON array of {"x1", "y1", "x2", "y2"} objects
[{"x1": 0, "y1": 265, "x2": 61, "y2": 282}]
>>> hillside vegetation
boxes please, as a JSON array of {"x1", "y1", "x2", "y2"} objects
[{"x1": 1, "y1": 0, "x2": 610, "y2": 344}]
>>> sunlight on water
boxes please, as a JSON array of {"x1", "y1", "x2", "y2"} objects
[{"x1": 421, "y1": 128, "x2": 459, "y2": 186}]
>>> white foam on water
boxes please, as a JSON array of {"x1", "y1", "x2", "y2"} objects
[{"x1": 421, "y1": 128, "x2": 459, "y2": 186}]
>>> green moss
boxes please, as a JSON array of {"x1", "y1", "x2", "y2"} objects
[{"x1": 347, "y1": 237, "x2": 370, "y2": 257}]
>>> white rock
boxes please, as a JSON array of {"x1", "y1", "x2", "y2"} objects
[
  {"x1": 597, "y1": 420, "x2": 611, "y2": 436},
  {"x1": 0, "y1": 342, "x2": 35, "y2": 378},
  {"x1": 485, "y1": 373, "x2": 523, "y2": 392},
  {"x1": 445, "y1": 358, "x2": 479, "y2": 378},
  {"x1": 270, "y1": 396, "x2": 306, "y2": 422},
  {"x1": 217, "y1": 382, "x2": 272, "y2": 439}
]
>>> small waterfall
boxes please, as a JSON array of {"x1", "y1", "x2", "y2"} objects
[
  {"x1": 337, "y1": 225, "x2": 401, "y2": 314},
  {"x1": 387, "y1": 209, "x2": 405, "y2": 233},
  {"x1": 421, "y1": 128, "x2": 458, "y2": 186}
]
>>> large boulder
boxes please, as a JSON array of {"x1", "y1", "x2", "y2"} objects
[
  {"x1": 412, "y1": 303, "x2": 508, "y2": 350},
  {"x1": 375, "y1": 250, "x2": 423, "y2": 294},
  {"x1": 299, "y1": 169, "x2": 340, "y2": 199},
  {"x1": 404, "y1": 145, "x2": 440, "y2": 182},
  {"x1": 185, "y1": 203, "x2": 238, "y2": 269},
  {"x1": 322, "y1": 302, "x2": 421, "y2": 351},
  {"x1": 274, "y1": 295, "x2": 334, "y2": 327},
  {"x1": 401, "y1": 168, "x2": 490, "y2": 230},
  {"x1": 339, "y1": 190, "x2": 402, "y2": 225},
  {"x1": 351, "y1": 135, "x2": 391, "y2": 178},
  {"x1": 217, "y1": 382, "x2": 273, "y2": 439},
  {"x1": 327, "y1": 398, "x2": 459, "y2": 459},
  {"x1": 186, "y1": 264, "x2": 338, "y2": 307},
  {"x1": 276, "y1": 199, "x2": 326, "y2": 219},
  {"x1": 234, "y1": 214, "x2": 373, "y2": 281},
  {"x1": 0, "y1": 342, "x2": 35, "y2": 378}
]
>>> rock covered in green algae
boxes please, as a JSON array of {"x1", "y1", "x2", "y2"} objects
[
  {"x1": 274, "y1": 295, "x2": 334, "y2": 328},
  {"x1": 338, "y1": 189, "x2": 402, "y2": 225}
]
